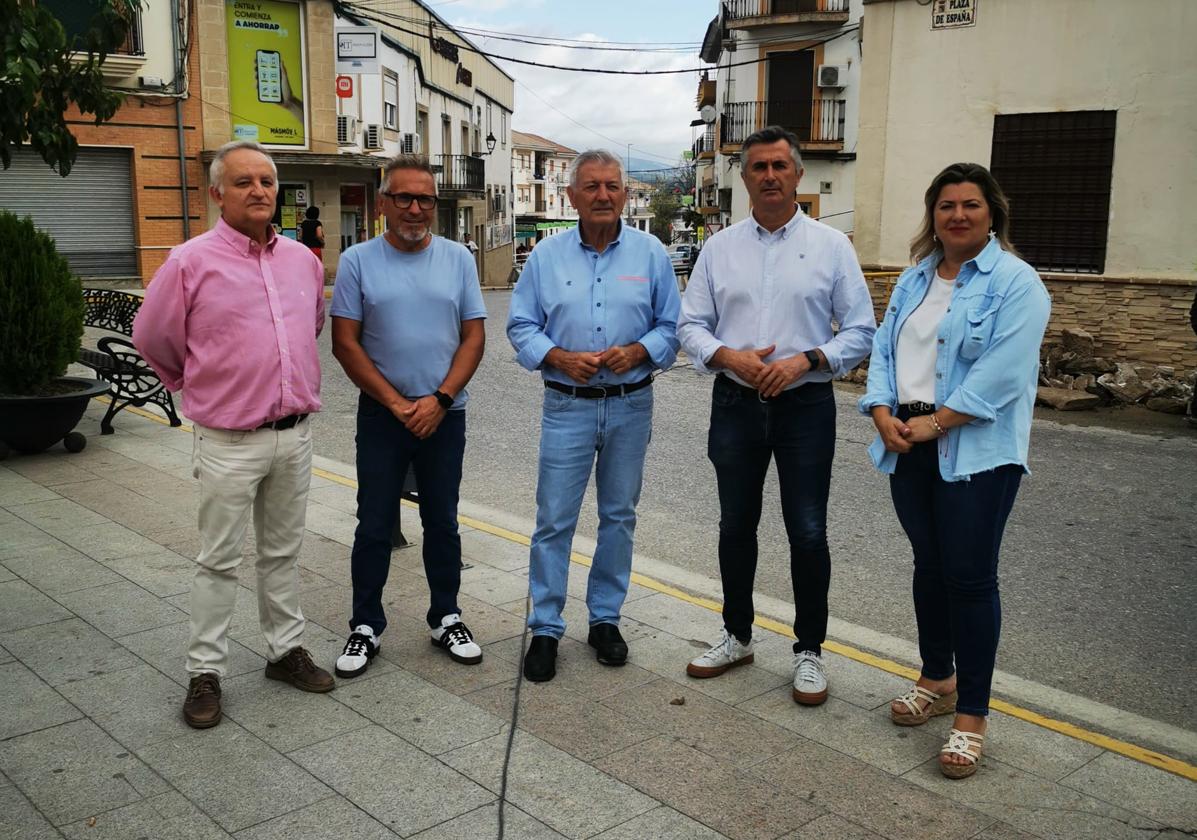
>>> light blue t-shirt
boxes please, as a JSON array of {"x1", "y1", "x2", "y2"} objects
[{"x1": 331, "y1": 235, "x2": 487, "y2": 409}]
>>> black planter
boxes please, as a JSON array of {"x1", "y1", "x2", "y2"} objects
[{"x1": 0, "y1": 377, "x2": 110, "y2": 455}]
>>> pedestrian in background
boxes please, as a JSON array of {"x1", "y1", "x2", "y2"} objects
[
  {"x1": 330, "y1": 155, "x2": 487, "y2": 678},
  {"x1": 134, "y1": 140, "x2": 333, "y2": 729},
  {"x1": 299, "y1": 205, "x2": 324, "y2": 260},
  {"x1": 678, "y1": 126, "x2": 875, "y2": 706},
  {"x1": 507, "y1": 149, "x2": 680, "y2": 683},
  {"x1": 860, "y1": 162, "x2": 1050, "y2": 779}
]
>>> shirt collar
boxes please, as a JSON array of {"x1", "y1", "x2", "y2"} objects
[
  {"x1": 917, "y1": 235, "x2": 1004, "y2": 280},
  {"x1": 215, "y1": 216, "x2": 279, "y2": 257},
  {"x1": 576, "y1": 219, "x2": 624, "y2": 251},
  {"x1": 751, "y1": 206, "x2": 804, "y2": 241}
]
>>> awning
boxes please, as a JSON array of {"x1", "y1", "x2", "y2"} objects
[{"x1": 199, "y1": 149, "x2": 388, "y2": 171}]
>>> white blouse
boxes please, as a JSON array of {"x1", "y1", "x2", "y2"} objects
[{"x1": 895, "y1": 271, "x2": 955, "y2": 404}]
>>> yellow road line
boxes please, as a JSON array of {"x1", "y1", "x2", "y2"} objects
[{"x1": 119, "y1": 402, "x2": 1197, "y2": 782}]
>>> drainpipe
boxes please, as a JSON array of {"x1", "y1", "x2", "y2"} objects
[{"x1": 172, "y1": 0, "x2": 190, "y2": 240}]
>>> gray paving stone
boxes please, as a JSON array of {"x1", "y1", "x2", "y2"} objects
[
  {"x1": 6, "y1": 496, "x2": 110, "y2": 530},
  {"x1": 119, "y1": 620, "x2": 265, "y2": 686},
  {"x1": 737, "y1": 693, "x2": 943, "y2": 775},
  {"x1": 760, "y1": 737, "x2": 993, "y2": 840},
  {"x1": 290, "y1": 725, "x2": 493, "y2": 837},
  {"x1": 466, "y1": 679, "x2": 657, "y2": 762},
  {"x1": 0, "y1": 642, "x2": 12, "y2": 664},
  {"x1": 753, "y1": 636, "x2": 916, "y2": 711},
  {"x1": 55, "y1": 662, "x2": 192, "y2": 750},
  {"x1": 102, "y1": 548, "x2": 200, "y2": 597},
  {"x1": 54, "y1": 520, "x2": 165, "y2": 562},
  {"x1": 901, "y1": 755, "x2": 1161, "y2": 840},
  {"x1": 143, "y1": 524, "x2": 203, "y2": 561},
  {"x1": 0, "y1": 780, "x2": 60, "y2": 840},
  {"x1": 334, "y1": 669, "x2": 506, "y2": 755},
  {"x1": 374, "y1": 617, "x2": 521, "y2": 696},
  {"x1": 981, "y1": 710, "x2": 1105, "y2": 780},
  {"x1": 777, "y1": 813, "x2": 887, "y2": 840},
  {"x1": 50, "y1": 477, "x2": 194, "y2": 536},
  {"x1": 305, "y1": 483, "x2": 359, "y2": 514},
  {"x1": 2, "y1": 617, "x2": 142, "y2": 687},
  {"x1": 1059, "y1": 752, "x2": 1197, "y2": 832},
  {"x1": 620, "y1": 592, "x2": 725, "y2": 641},
  {"x1": 0, "y1": 718, "x2": 168, "y2": 826},
  {"x1": 0, "y1": 468, "x2": 60, "y2": 505},
  {"x1": 0, "y1": 508, "x2": 60, "y2": 562},
  {"x1": 0, "y1": 563, "x2": 15, "y2": 583},
  {"x1": 137, "y1": 723, "x2": 333, "y2": 832},
  {"x1": 460, "y1": 528, "x2": 531, "y2": 572},
  {"x1": 628, "y1": 626, "x2": 788, "y2": 705},
  {"x1": 598, "y1": 676, "x2": 800, "y2": 768},
  {"x1": 0, "y1": 661, "x2": 82, "y2": 739},
  {"x1": 562, "y1": 562, "x2": 658, "y2": 605},
  {"x1": 57, "y1": 580, "x2": 188, "y2": 637},
  {"x1": 969, "y1": 822, "x2": 1043, "y2": 840},
  {"x1": 594, "y1": 735, "x2": 819, "y2": 840},
  {"x1": 442, "y1": 730, "x2": 658, "y2": 840},
  {"x1": 487, "y1": 633, "x2": 661, "y2": 701},
  {"x1": 458, "y1": 564, "x2": 532, "y2": 606},
  {"x1": 2, "y1": 542, "x2": 123, "y2": 594},
  {"x1": 409, "y1": 801, "x2": 566, "y2": 840},
  {"x1": 0, "y1": 579, "x2": 73, "y2": 632},
  {"x1": 60, "y1": 791, "x2": 232, "y2": 840},
  {"x1": 591, "y1": 806, "x2": 731, "y2": 839},
  {"x1": 303, "y1": 500, "x2": 358, "y2": 546},
  {"x1": 2, "y1": 456, "x2": 101, "y2": 488},
  {"x1": 220, "y1": 670, "x2": 372, "y2": 753},
  {"x1": 294, "y1": 534, "x2": 353, "y2": 585},
  {"x1": 232, "y1": 795, "x2": 394, "y2": 840}
]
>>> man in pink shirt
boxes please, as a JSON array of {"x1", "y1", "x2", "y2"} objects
[{"x1": 133, "y1": 140, "x2": 334, "y2": 729}]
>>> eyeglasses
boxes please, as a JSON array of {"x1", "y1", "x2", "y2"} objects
[{"x1": 382, "y1": 192, "x2": 438, "y2": 210}]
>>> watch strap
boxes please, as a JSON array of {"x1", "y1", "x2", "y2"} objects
[
  {"x1": 433, "y1": 390, "x2": 454, "y2": 409},
  {"x1": 804, "y1": 349, "x2": 821, "y2": 371}
]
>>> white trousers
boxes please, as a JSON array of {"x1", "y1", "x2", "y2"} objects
[{"x1": 187, "y1": 419, "x2": 312, "y2": 676}]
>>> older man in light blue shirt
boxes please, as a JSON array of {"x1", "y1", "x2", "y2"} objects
[
  {"x1": 508, "y1": 149, "x2": 680, "y2": 683},
  {"x1": 678, "y1": 126, "x2": 875, "y2": 706}
]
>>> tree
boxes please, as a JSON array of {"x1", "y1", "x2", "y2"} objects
[
  {"x1": 0, "y1": 0, "x2": 140, "y2": 176},
  {"x1": 649, "y1": 190, "x2": 680, "y2": 245}
]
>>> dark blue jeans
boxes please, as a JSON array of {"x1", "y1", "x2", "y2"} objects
[
  {"x1": 889, "y1": 436, "x2": 1022, "y2": 717},
  {"x1": 350, "y1": 394, "x2": 465, "y2": 634},
  {"x1": 707, "y1": 376, "x2": 835, "y2": 654}
]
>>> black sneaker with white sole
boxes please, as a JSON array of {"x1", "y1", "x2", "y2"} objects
[
  {"x1": 430, "y1": 613, "x2": 482, "y2": 664},
  {"x1": 336, "y1": 625, "x2": 380, "y2": 678}
]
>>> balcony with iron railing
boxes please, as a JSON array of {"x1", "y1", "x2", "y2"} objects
[
  {"x1": 720, "y1": 99, "x2": 846, "y2": 149},
  {"x1": 725, "y1": 0, "x2": 849, "y2": 28},
  {"x1": 434, "y1": 155, "x2": 484, "y2": 194},
  {"x1": 693, "y1": 125, "x2": 716, "y2": 160}
]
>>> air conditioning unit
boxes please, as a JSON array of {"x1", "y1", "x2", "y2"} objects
[
  {"x1": 817, "y1": 64, "x2": 849, "y2": 88},
  {"x1": 400, "y1": 132, "x2": 421, "y2": 155},
  {"x1": 363, "y1": 123, "x2": 383, "y2": 151},
  {"x1": 336, "y1": 115, "x2": 358, "y2": 145}
]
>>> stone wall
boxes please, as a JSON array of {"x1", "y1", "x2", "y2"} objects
[{"x1": 864, "y1": 272, "x2": 1197, "y2": 374}]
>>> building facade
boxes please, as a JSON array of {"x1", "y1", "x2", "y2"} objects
[
  {"x1": 512, "y1": 131, "x2": 577, "y2": 247},
  {"x1": 854, "y1": 0, "x2": 1197, "y2": 369},
  {"x1": 692, "y1": 0, "x2": 863, "y2": 239},
  {"x1": 0, "y1": 0, "x2": 203, "y2": 283}
]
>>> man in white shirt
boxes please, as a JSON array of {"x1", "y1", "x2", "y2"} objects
[{"x1": 677, "y1": 126, "x2": 876, "y2": 705}]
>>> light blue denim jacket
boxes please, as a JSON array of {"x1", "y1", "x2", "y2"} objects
[{"x1": 858, "y1": 237, "x2": 1051, "y2": 481}]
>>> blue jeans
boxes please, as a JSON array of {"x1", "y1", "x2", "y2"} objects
[
  {"x1": 527, "y1": 386, "x2": 654, "y2": 638},
  {"x1": 349, "y1": 394, "x2": 465, "y2": 634},
  {"x1": 889, "y1": 434, "x2": 1023, "y2": 717},
  {"x1": 708, "y1": 376, "x2": 835, "y2": 654}
]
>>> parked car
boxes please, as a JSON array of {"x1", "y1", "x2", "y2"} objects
[{"x1": 668, "y1": 244, "x2": 696, "y2": 272}]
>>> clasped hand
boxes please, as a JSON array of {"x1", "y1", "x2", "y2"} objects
[
  {"x1": 392, "y1": 395, "x2": 444, "y2": 439},
  {"x1": 873, "y1": 412, "x2": 941, "y2": 453},
  {"x1": 720, "y1": 345, "x2": 815, "y2": 398},
  {"x1": 549, "y1": 344, "x2": 647, "y2": 384}
]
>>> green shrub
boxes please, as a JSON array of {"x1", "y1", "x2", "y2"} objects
[{"x1": 0, "y1": 211, "x2": 85, "y2": 394}]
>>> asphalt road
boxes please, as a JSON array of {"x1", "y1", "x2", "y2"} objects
[{"x1": 313, "y1": 289, "x2": 1197, "y2": 734}]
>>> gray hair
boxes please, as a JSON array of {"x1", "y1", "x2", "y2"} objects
[
  {"x1": 566, "y1": 150, "x2": 626, "y2": 190},
  {"x1": 380, "y1": 154, "x2": 436, "y2": 192},
  {"x1": 741, "y1": 125, "x2": 803, "y2": 172},
  {"x1": 209, "y1": 140, "x2": 277, "y2": 194}
]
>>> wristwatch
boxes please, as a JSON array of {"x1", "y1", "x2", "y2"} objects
[
  {"x1": 433, "y1": 390, "x2": 454, "y2": 410},
  {"x1": 803, "y1": 349, "x2": 821, "y2": 371}
]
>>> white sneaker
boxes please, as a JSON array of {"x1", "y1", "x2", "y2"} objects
[
  {"x1": 336, "y1": 625, "x2": 379, "y2": 679},
  {"x1": 686, "y1": 629, "x2": 754, "y2": 678},
  {"x1": 430, "y1": 613, "x2": 482, "y2": 665},
  {"x1": 791, "y1": 650, "x2": 828, "y2": 705}
]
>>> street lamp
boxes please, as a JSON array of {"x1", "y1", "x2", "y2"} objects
[{"x1": 484, "y1": 131, "x2": 497, "y2": 156}]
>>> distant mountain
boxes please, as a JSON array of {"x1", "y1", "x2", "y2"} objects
[{"x1": 625, "y1": 154, "x2": 688, "y2": 183}]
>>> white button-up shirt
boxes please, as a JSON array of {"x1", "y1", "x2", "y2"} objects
[{"x1": 678, "y1": 209, "x2": 876, "y2": 387}]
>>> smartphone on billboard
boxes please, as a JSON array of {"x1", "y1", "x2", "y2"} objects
[{"x1": 256, "y1": 50, "x2": 283, "y2": 103}]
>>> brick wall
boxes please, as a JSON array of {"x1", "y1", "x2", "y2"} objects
[{"x1": 864, "y1": 273, "x2": 1197, "y2": 373}]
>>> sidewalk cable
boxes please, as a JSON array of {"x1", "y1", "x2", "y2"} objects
[{"x1": 496, "y1": 585, "x2": 533, "y2": 839}]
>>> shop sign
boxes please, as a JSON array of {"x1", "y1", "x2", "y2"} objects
[
  {"x1": 226, "y1": 0, "x2": 307, "y2": 147},
  {"x1": 932, "y1": 0, "x2": 977, "y2": 29}
]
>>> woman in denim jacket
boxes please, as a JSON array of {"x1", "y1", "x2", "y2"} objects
[{"x1": 859, "y1": 163, "x2": 1050, "y2": 779}]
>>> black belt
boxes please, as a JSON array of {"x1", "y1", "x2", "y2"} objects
[
  {"x1": 715, "y1": 373, "x2": 831, "y2": 402},
  {"x1": 899, "y1": 402, "x2": 936, "y2": 417},
  {"x1": 545, "y1": 377, "x2": 652, "y2": 399},
  {"x1": 257, "y1": 413, "x2": 308, "y2": 430}
]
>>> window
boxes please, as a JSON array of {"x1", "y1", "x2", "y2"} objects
[
  {"x1": 486, "y1": 101, "x2": 493, "y2": 135},
  {"x1": 43, "y1": 0, "x2": 142, "y2": 54},
  {"x1": 383, "y1": 73, "x2": 398, "y2": 129},
  {"x1": 501, "y1": 111, "x2": 508, "y2": 146},
  {"x1": 990, "y1": 110, "x2": 1117, "y2": 274}
]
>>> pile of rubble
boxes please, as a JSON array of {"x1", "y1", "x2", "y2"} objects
[{"x1": 1037, "y1": 328, "x2": 1194, "y2": 413}]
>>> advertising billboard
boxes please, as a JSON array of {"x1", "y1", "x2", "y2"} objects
[{"x1": 226, "y1": 0, "x2": 307, "y2": 147}]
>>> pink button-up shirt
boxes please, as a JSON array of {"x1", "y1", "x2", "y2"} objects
[{"x1": 133, "y1": 217, "x2": 325, "y2": 430}]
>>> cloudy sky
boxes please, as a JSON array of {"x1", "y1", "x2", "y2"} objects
[{"x1": 431, "y1": 0, "x2": 714, "y2": 168}]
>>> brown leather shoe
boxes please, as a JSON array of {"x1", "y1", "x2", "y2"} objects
[
  {"x1": 265, "y1": 646, "x2": 336, "y2": 693},
  {"x1": 182, "y1": 673, "x2": 222, "y2": 728}
]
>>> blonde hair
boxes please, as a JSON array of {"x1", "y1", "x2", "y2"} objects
[{"x1": 910, "y1": 162, "x2": 1018, "y2": 263}]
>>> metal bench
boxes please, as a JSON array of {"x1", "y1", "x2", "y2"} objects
[{"x1": 80, "y1": 289, "x2": 182, "y2": 435}]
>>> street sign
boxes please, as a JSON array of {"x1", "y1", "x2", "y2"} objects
[
  {"x1": 336, "y1": 76, "x2": 353, "y2": 98},
  {"x1": 335, "y1": 26, "x2": 379, "y2": 74}
]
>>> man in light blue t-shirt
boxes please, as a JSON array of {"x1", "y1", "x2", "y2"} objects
[{"x1": 329, "y1": 155, "x2": 487, "y2": 678}]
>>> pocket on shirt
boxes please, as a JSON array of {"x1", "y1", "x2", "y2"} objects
[{"x1": 960, "y1": 303, "x2": 999, "y2": 361}]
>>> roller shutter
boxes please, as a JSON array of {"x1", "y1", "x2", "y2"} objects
[{"x1": 0, "y1": 147, "x2": 137, "y2": 278}]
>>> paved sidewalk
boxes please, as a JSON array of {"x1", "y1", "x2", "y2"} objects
[{"x1": 0, "y1": 405, "x2": 1193, "y2": 840}]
